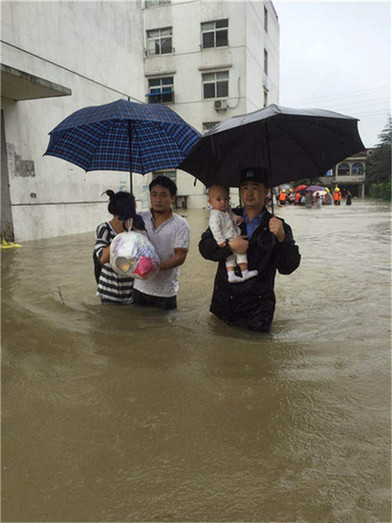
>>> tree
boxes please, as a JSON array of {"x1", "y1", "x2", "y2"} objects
[{"x1": 366, "y1": 117, "x2": 391, "y2": 187}]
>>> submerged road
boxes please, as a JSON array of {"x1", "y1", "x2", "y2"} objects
[{"x1": 2, "y1": 200, "x2": 391, "y2": 522}]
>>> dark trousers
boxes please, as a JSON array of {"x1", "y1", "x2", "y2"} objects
[{"x1": 133, "y1": 289, "x2": 177, "y2": 310}]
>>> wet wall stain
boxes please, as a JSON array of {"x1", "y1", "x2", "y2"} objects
[{"x1": 7, "y1": 143, "x2": 35, "y2": 177}]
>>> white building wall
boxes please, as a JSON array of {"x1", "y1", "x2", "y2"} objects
[
  {"x1": 1, "y1": 0, "x2": 280, "y2": 240},
  {"x1": 1, "y1": 1, "x2": 145, "y2": 241},
  {"x1": 264, "y1": 1, "x2": 280, "y2": 105},
  {"x1": 143, "y1": 0, "x2": 279, "y2": 209}
]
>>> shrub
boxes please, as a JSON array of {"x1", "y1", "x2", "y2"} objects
[{"x1": 369, "y1": 182, "x2": 391, "y2": 201}]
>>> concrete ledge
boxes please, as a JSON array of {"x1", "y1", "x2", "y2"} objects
[{"x1": 1, "y1": 63, "x2": 72, "y2": 101}]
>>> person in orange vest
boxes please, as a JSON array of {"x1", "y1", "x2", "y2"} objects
[
  {"x1": 279, "y1": 189, "x2": 287, "y2": 206},
  {"x1": 295, "y1": 191, "x2": 301, "y2": 205},
  {"x1": 333, "y1": 187, "x2": 342, "y2": 205}
]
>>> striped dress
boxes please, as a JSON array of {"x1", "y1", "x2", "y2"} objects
[{"x1": 94, "y1": 222, "x2": 134, "y2": 303}]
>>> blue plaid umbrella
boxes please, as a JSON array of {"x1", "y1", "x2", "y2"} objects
[{"x1": 44, "y1": 98, "x2": 200, "y2": 189}]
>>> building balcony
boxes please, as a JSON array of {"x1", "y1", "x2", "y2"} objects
[{"x1": 319, "y1": 174, "x2": 365, "y2": 186}]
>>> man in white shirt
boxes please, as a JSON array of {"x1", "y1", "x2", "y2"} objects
[{"x1": 133, "y1": 176, "x2": 190, "y2": 310}]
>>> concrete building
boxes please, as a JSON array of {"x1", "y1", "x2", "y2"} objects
[
  {"x1": 1, "y1": 0, "x2": 279, "y2": 241},
  {"x1": 143, "y1": 0, "x2": 280, "y2": 209},
  {"x1": 1, "y1": 1, "x2": 145, "y2": 241},
  {"x1": 319, "y1": 150, "x2": 368, "y2": 197}
]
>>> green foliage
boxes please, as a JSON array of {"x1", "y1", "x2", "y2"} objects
[
  {"x1": 366, "y1": 117, "x2": 391, "y2": 189},
  {"x1": 369, "y1": 181, "x2": 391, "y2": 201}
]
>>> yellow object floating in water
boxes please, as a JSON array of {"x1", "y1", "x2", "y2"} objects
[{"x1": 1, "y1": 238, "x2": 22, "y2": 249}]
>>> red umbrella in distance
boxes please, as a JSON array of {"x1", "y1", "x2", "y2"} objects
[{"x1": 295, "y1": 184, "x2": 308, "y2": 192}]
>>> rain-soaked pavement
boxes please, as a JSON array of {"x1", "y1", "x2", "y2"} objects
[{"x1": 1, "y1": 199, "x2": 391, "y2": 522}]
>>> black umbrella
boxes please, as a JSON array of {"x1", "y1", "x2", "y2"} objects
[{"x1": 179, "y1": 104, "x2": 365, "y2": 188}]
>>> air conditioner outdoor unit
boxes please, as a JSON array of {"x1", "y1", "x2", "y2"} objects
[{"x1": 214, "y1": 99, "x2": 228, "y2": 111}]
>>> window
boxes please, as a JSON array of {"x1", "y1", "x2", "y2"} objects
[
  {"x1": 147, "y1": 77, "x2": 174, "y2": 103},
  {"x1": 153, "y1": 170, "x2": 177, "y2": 183},
  {"x1": 351, "y1": 162, "x2": 364, "y2": 175},
  {"x1": 201, "y1": 19, "x2": 228, "y2": 48},
  {"x1": 263, "y1": 86, "x2": 269, "y2": 107},
  {"x1": 146, "y1": 0, "x2": 170, "y2": 8},
  {"x1": 264, "y1": 49, "x2": 268, "y2": 74},
  {"x1": 202, "y1": 72, "x2": 229, "y2": 99},
  {"x1": 337, "y1": 163, "x2": 350, "y2": 176},
  {"x1": 203, "y1": 122, "x2": 220, "y2": 133},
  {"x1": 146, "y1": 27, "x2": 172, "y2": 55},
  {"x1": 264, "y1": 6, "x2": 268, "y2": 32}
]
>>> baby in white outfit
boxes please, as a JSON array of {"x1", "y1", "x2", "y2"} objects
[{"x1": 208, "y1": 184, "x2": 258, "y2": 284}]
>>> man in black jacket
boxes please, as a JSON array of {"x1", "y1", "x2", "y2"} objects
[{"x1": 199, "y1": 167, "x2": 300, "y2": 332}]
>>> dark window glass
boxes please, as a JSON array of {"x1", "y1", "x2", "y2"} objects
[
  {"x1": 216, "y1": 29, "x2": 228, "y2": 47},
  {"x1": 162, "y1": 91, "x2": 173, "y2": 103},
  {"x1": 204, "y1": 83, "x2": 215, "y2": 99},
  {"x1": 149, "y1": 94, "x2": 161, "y2": 103},
  {"x1": 351, "y1": 162, "x2": 364, "y2": 175},
  {"x1": 146, "y1": 0, "x2": 170, "y2": 7},
  {"x1": 203, "y1": 32, "x2": 214, "y2": 48},
  {"x1": 216, "y1": 19, "x2": 228, "y2": 28},
  {"x1": 203, "y1": 122, "x2": 219, "y2": 132},
  {"x1": 216, "y1": 80, "x2": 228, "y2": 97},
  {"x1": 161, "y1": 37, "x2": 172, "y2": 54}
]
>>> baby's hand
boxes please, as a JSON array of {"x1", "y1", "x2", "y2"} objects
[
  {"x1": 218, "y1": 241, "x2": 226, "y2": 248},
  {"x1": 235, "y1": 215, "x2": 244, "y2": 225}
]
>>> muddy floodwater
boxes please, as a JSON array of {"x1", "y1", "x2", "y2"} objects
[{"x1": 2, "y1": 200, "x2": 391, "y2": 522}]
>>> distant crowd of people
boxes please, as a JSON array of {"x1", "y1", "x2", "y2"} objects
[{"x1": 276, "y1": 187, "x2": 353, "y2": 208}]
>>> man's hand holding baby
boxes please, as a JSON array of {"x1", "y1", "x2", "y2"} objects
[{"x1": 228, "y1": 235, "x2": 249, "y2": 254}]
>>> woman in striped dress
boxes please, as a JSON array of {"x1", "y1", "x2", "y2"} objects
[{"x1": 94, "y1": 190, "x2": 144, "y2": 303}]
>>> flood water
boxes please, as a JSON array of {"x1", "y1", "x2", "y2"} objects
[{"x1": 2, "y1": 200, "x2": 391, "y2": 522}]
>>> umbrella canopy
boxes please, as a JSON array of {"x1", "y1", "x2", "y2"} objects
[
  {"x1": 295, "y1": 184, "x2": 308, "y2": 192},
  {"x1": 45, "y1": 99, "x2": 200, "y2": 179},
  {"x1": 179, "y1": 104, "x2": 365, "y2": 187},
  {"x1": 306, "y1": 185, "x2": 326, "y2": 192}
]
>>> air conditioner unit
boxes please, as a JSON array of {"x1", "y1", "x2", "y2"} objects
[{"x1": 214, "y1": 99, "x2": 228, "y2": 111}]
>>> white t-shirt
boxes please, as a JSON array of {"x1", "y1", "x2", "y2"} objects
[{"x1": 134, "y1": 210, "x2": 190, "y2": 297}]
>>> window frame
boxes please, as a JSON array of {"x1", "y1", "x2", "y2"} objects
[
  {"x1": 201, "y1": 19, "x2": 228, "y2": 49},
  {"x1": 145, "y1": 0, "x2": 170, "y2": 8},
  {"x1": 337, "y1": 162, "x2": 350, "y2": 176},
  {"x1": 146, "y1": 27, "x2": 173, "y2": 56},
  {"x1": 152, "y1": 170, "x2": 177, "y2": 183},
  {"x1": 202, "y1": 71, "x2": 229, "y2": 99},
  {"x1": 147, "y1": 76, "x2": 174, "y2": 104},
  {"x1": 351, "y1": 162, "x2": 364, "y2": 175}
]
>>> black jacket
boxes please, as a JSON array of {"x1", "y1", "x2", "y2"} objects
[{"x1": 199, "y1": 208, "x2": 300, "y2": 332}]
